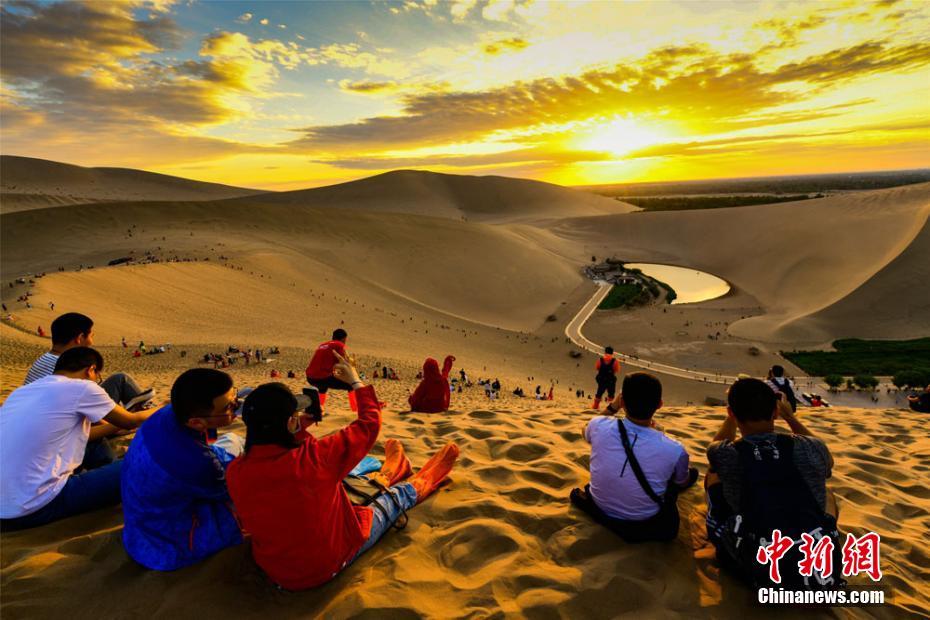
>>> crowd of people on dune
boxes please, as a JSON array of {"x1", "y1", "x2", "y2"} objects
[
  {"x1": 1, "y1": 316, "x2": 458, "y2": 589},
  {"x1": 1, "y1": 314, "x2": 922, "y2": 594}
]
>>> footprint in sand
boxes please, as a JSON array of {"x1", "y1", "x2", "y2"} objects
[
  {"x1": 436, "y1": 523, "x2": 520, "y2": 577},
  {"x1": 463, "y1": 427, "x2": 494, "y2": 440}
]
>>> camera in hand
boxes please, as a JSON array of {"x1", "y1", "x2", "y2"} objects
[{"x1": 301, "y1": 387, "x2": 323, "y2": 423}]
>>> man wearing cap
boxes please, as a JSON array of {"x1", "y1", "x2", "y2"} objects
[{"x1": 121, "y1": 369, "x2": 245, "y2": 571}]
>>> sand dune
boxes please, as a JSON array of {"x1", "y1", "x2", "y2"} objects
[
  {"x1": 229, "y1": 169, "x2": 638, "y2": 222},
  {"x1": 546, "y1": 182, "x2": 930, "y2": 344},
  {"x1": 0, "y1": 156, "x2": 264, "y2": 213},
  {"x1": 2, "y1": 164, "x2": 930, "y2": 617},
  {"x1": 1, "y1": 338, "x2": 927, "y2": 618}
]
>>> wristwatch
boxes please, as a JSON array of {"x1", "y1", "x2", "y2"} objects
[{"x1": 605, "y1": 403, "x2": 619, "y2": 414}]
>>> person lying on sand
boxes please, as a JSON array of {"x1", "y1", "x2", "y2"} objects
[
  {"x1": 306, "y1": 328, "x2": 354, "y2": 409},
  {"x1": 408, "y1": 355, "x2": 455, "y2": 413},
  {"x1": 704, "y1": 378, "x2": 842, "y2": 588},
  {"x1": 571, "y1": 373, "x2": 698, "y2": 543},
  {"x1": 121, "y1": 369, "x2": 245, "y2": 571},
  {"x1": 227, "y1": 352, "x2": 459, "y2": 590},
  {"x1": 0, "y1": 348, "x2": 156, "y2": 530}
]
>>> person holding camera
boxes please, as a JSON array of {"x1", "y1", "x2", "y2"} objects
[{"x1": 228, "y1": 351, "x2": 459, "y2": 590}]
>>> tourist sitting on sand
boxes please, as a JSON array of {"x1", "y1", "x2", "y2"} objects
[
  {"x1": 908, "y1": 385, "x2": 930, "y2": 413},
  {"x1": 704, "y1": 378, "x2": 842, "y2": 588},
  {"x1": 765, "y1": 364, "x2": 798, "y2": 412},
  {"x1": 25, "y1": 313, "x2": 154, "y2": 407},
  {"x1": 122, "y1": 369, "x2": 245, "y2": 570},
  {"x1": 24, "y1": 312, "x2": 154, "y2": 465},
  {"x1": 570, "y1": 373, "x2": 697, "y2": 542},
  {"x1": 408, "y1": 355, "x2": 455, "y2": 413},
  {"x1": 513, "y1": 387, "x2": 525, "y2": 397},
  {"x1": 535, "y1": 385, "x2": 544, "y2": 400},
  {"x1": 306, "y1": 328, "x2": 353, "y2": 409},
  {"x1": 0, "y1": 348, "x2": 156, "y2": 530},
  {"x1": 227, "y1": 351, "x2": 459, "y2": 590},
  {"x1": 592, "y1": 346, "x2": 620, "y2": 410}
]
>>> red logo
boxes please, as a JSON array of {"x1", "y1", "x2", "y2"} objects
[
  {"x1": 756, "y1": 529, "x2": 795, "y2": 583},
  {"x1": 841, "y1": 532, "x2": 882, "y2": 581}
]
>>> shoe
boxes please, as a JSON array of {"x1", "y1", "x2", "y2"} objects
[
  {"x1": 592, "y1": 398, "x2": 601, "y2": 410},
  {"x1": 369, "y1": 439, "x2": 413, "y2": 487},
  {"x1": 409, "y1": 442, "x2": 460, "y2": 503},
  {"x1": 123, "y1": 388, "x2": 155, "y2": 411}
]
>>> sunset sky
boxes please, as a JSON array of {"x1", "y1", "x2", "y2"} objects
[{"x1": 2, "y1": 0, "x2": 929, "y2": 190}]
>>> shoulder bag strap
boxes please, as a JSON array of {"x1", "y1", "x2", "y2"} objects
[{"x1": 617, "y1": 419, "x2": 662, "y2": 506}]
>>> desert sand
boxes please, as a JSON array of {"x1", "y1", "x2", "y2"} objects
[{"x1": 1, "y1": 161, "x2": 929, "y2": 618}]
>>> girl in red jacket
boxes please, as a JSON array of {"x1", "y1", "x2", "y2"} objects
[
  {"x1": 228, "y1": 351, "x2": 458, "y2": 590},
  {"x1": 408, "y1": 355, "x2": 455, "y2": 413}
]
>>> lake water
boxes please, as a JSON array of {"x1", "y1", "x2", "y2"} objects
[{"x1": 625, "y1": 263, "x2": 730, "y2": 304}]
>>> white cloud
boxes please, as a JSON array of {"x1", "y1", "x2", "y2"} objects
[
  {"x1": 236, "y1": 12, "x2": 253, "y2": 23},
  {"x1": 259, "y1": 18, "x2": 269, "y2": 25}
]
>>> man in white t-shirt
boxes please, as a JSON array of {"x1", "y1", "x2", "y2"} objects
[
  {"x1": 1, "y1": 347, "x2": 156, "y2": 530},
  {"x1": 571, "y1": 372, "x2": 698, "y2": 542}
]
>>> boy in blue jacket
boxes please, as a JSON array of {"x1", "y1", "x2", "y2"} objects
[{"x1": 121, "y1": 369, "x2": 244, "y2": 570}]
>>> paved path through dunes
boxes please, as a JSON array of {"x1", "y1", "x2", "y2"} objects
[{"x1": 565, "y1": 283, "x2": 740, "y2": 385}]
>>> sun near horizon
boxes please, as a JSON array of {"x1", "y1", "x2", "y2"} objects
[{"x1": 1, "y1": 0, "x2": 929, "y2": 191}]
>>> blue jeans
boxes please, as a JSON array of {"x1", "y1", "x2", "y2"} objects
[
  {"x1": 351, "y1": 483, "x2": 418, "y2": 562},
  {"x1": 0, "y1": 460, "x2": 123, "y2": 531}
]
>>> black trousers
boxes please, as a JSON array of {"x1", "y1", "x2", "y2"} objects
[
  {"x1": 570, "y1": 484, "x2": 680, "y2": 542},
  {"x1": 595, "y1": 376, "x2": 617, "y2": 399},
  {"x1": 307, "y1": 376, "x2": 354, "y2": 394}
]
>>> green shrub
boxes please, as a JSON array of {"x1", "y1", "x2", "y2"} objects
[
  {"x1": 893, "y1": 368, "x2": 930, "y2": 389},
  {"x1": 824, "y1": 374, "x2": 844, "y2": 389},
  {"x1": 599, "y1": 283, "x2": 648, "y2": 309},
  {"x1": 853, "y1": 374, "x2": 879, "y2": 390},
  {"x1": 783, "y1": 338, "x2": 930, "y2": 376}
]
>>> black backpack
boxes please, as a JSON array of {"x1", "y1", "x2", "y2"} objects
[
  {"x1": 719, "y1": 434, "x2": 844, "y2": 589},
  {"x1": 772, "y1": 378, "x2": 798, "y2": 412},
  {"x1": 596, "y1": 356, "x2": 616, "y2": 380}
]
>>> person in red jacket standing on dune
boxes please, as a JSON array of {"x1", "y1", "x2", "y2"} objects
[
  {"x1": 306, "y1": 328, "x2": 352, "y2": 409},
  {"x1": 593, "y1": 346, "x2": 621, "y2": 410},
  {"x1": 227, "y1": 351, "x2": 459, "y2": 590},
  {"x1": 408, "y1": 355, "x2": 455, "y2": 413}
]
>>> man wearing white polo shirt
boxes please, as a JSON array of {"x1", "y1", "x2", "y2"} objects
[{"x1": 1, "y1": 347, "x2": 155, "y2": 530}]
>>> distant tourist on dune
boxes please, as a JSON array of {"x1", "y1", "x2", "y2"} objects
[
  {"x1": 571, "y1": 373, "x2": 697, "y2": 542},
  {"x1": 121, "y1": 369, "x2": 244, "y2": 571},
  {"x1": 592, "y1": 346, "x2": 620, "y2": 410},
  {"x1": 306, "y1": 329, "x2": 354, "y2": 409},
  {"x1": 765, "y1": 365, "x2": 798, "y2": 412},
  {"x1": 705, "y1": 378, "x2": 842, "y2": 588},
  {"x1": 0, "y1": 348, "x2": 156, "y2": 530},
  {"x1": 227, "y1": 351, "x2": 459, "y2": 590},
  {"x1": 408, "y1": 355, "x2": 455, "y2": 413}
]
